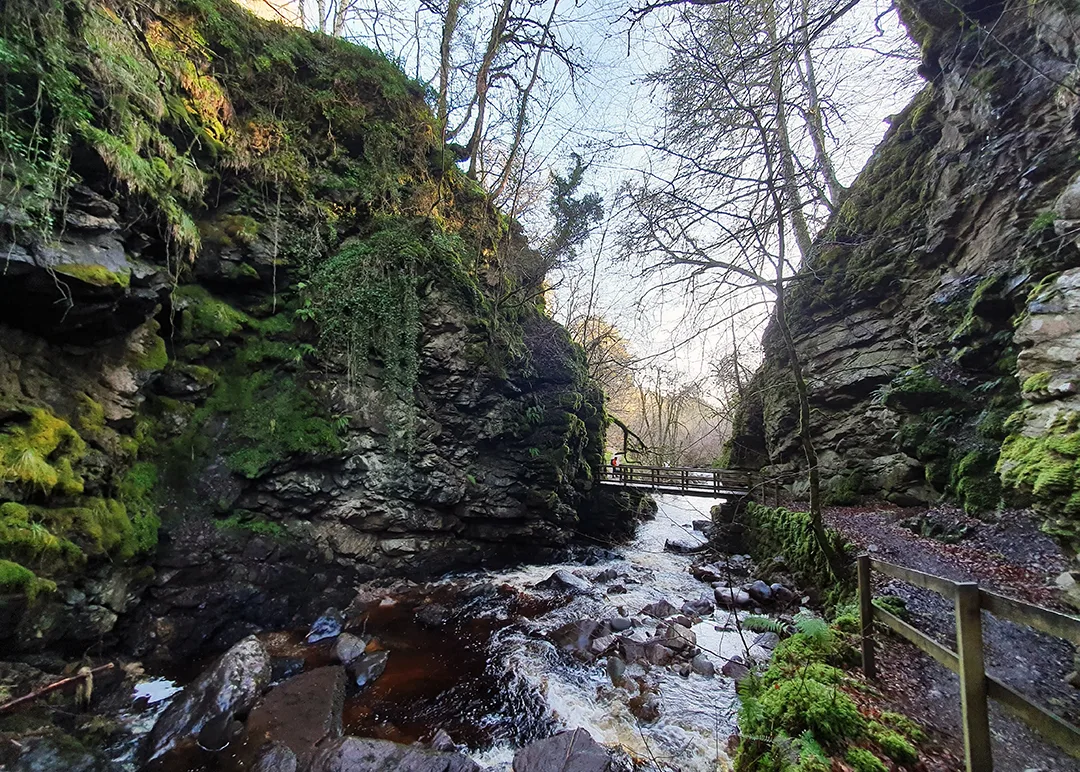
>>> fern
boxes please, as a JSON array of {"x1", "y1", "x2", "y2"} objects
[
  {"x1": 793, "y1": 612, "x2": 830, "y2": 643},
  {"x1": 742, "y1": 615, "x2": 790, "y2": 636}
]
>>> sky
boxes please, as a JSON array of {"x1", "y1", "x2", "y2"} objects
[{"x1": 290, "y1": 0, "x2": 924, "y2": 389}]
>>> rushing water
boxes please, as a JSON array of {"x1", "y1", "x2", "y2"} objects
[{"x1": 126, "y1": 494, "x2": 753, "y2": 771}]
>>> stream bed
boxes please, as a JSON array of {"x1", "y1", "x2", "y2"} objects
[{"x1": 121, "y1": 495, "x2": 770, "y2": 771}]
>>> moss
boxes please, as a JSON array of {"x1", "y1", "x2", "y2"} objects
[
  {"x1": 878, "y1": 712, "x2": 925, "y2": 744},
  {"x1": 173, "y1": 285, "x2": 251, "y2": 340},
  {"x1": 118, "y1": 462, "x2": 160, "y2": 553},
  {"x1": 744, "y1": 503, "x2": 851, "y2": 597},
  {"x1": 214, "y1": 511, "x2": 285, "y2": 538},
  {"x1": 133, "y1": 333, "x2": 169, "y2": 371},
  {"x1": 53, "y1": 263, "x2": 131, "y2": 288},
  {"x1": 76, "y1": 393, "x2": 106, "y2": 434},
  {"x1": 872, "y1": 595, "x2": 908, "y2": 620},
  {"x1": 0, "y1": 559, "x2": 56, "y2": 600},
  {"x1": 868, "y1": 721, "x2": 918, "y2": 764},
  {"x1": 1028, "y1": 210, "x2": 1057, "y2": 234},
  {"x1": 0, "y1": 407, "x2": 87, "y2": 495},
  {"x1": 954, "y1": 449, "x2": 1001, "y2": 514},
  {"x1": 880, "y1": 366, "x2": 959, "y2": 411},
  {"x1": 823, "y1": 472, "x2": 862, "y2": 506},
  {"x1": 845, "y1": 748, "x2": 888, "y2": 772},
  {"x1": 1022, "y1": 371, "x2": 1052, "y2": 394}
]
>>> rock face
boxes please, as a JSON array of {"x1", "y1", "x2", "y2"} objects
[
  {"x1": 0, "y1": 0, "x2": 639, "y2": 658},
  {"x1": 245, "y1": 666, "x2": 346, "y2": 767},
  {"x1": 729, "y1": 0, "x2": 1080, "y2": 570}
]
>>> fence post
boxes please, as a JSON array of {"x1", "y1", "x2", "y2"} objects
[
  {"x1": 956, "y1": 582, "x2": 992, "y2": 771},
  {"x1": 858, "y1": 554, "x2": 876, "y2": 680}
]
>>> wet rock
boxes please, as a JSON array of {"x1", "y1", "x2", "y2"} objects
[
  {"x1": 606, "y1": 655, "x2": 626, "y2": 685},
  {"x1": 271, "y1": 656, "x2": 306, "y2": 682},
  {"x1": 663, "y1": 538, "x2": 706, "y2": 554},
  {"x1": 747, "y1": 580, "x2": 773, "y2": 603},
  {"x1": 253, "y1": 742, "x2": 298, "y2": 772},
  {"x1": 145, "y1": 635, "x2": 270, "y2": 761},
  {"x1": 751, "y1": 632, "x2": 780, "y2": 651},
  {"x1": 672, "y1": 614, "x2": 694, "y2": 628},
  {"x1": 333, "y1": 634, "x2": 370, "y2": 667},
  {"x1": 308, "y1": 736, "x2": 482, "y2": 772},
  {"x1": 1, "y1": 728, "x2": 116, "y2": 772},
  {"x1": 513, "y1": 728, "x2": 613, "y2": 771},
  {"x1": 690, "y1": 563, "x2": 724, "y2": 583},
  {"x1": 551, "y1": 619, "x2": 606, "y2": 656},
  {"x1": 640, "y1": 599, "x2": 678, "y2": 619},
  {"x1": 644, "y1": 642, "x2": 675, "y2": 666},
  {"x1": 628, "y1": 690, "x2": 662, "y2": 723},
  {"x1": 609, "y1": 616, "x2": 632, "y2": 632},
  {"x1": 593, "y1": 568, "x2": 619, "y2": 582},
  {"x1": 618, "y1": 637, "x2": 647, "y2": 664},
  {"x1": 589, "y1": 634, "x2": 617, "y2": 657},
  {"x1": 536, "y1": 570, "x2": 593, "y2": 595},
  {"x1": 246, "y1": 666, "x2": 345, "y2": 766},
  {"x1": 415, "y1": 603, "x2": 453, "y2": 628},
  {"x1": 691, "y1": 654, "x2": 715, "y2": 676},
  {"x1": 691, "y1": 519, "x2": 712, "y2": 532},
  {"x1": 350, "y1": 651, "x2": 389, "y2": 688},
  {"x1": 680, "y1": 595, "x2": 715, "y2": 617},
  {"x1": 307, "y1": 608, "x2": 345, "y2": 644},
  {"x1": 770, "y1": 583, "x2": 796, "y2": 604},
  {"x1": 430, "y1": 729, "x2": 457, "y2": 752},
  {"x1": 659, "y1": 624, "x2": 696, "y2": 652},
  {"x1": 606, "y1": 584, "x2": 627, "y2": 595},
  {"x1": 197, "y1": 714, "x2": 243, "y2": 751},
  {"x1": 714, "y1": 586, "x2": 751, "y2": 608},
  {"x1": 674, "y1": 662, "x2": 692, "y2": 677},
  {"x1": 721, "y1": 655, "x2": 751, "y2": 682}
]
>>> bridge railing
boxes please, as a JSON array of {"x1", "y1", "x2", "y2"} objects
[{"x1": 597, "y1": 464, "x2": 752, "y2": 495}]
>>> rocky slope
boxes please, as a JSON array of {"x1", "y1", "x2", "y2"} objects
[
  {"x1": 0, "y1": 0, "x2": 637, "y2": 662},
  {"x1": 728, "y1": 0, "x2": 1080, "y2": 580}
]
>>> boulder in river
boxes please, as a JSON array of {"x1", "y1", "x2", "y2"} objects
[
  {"x1": 145, "y1": 635, "x2": 270, "y2": 761},
  {"x1": 308, "y1": 736, "x2": 482, "y2": 772},
  {"x1": 691, "y1": 520, "x2": 712, "y2": 532},
  {"x1": 713, "y1": 586, "x2": 751, "y2": 608},
  {"x1": 333, "y1": 633, "x2": 369, "y2": 666},
  {"x1": 644, "y1": 642, "x2": 675, "y2": 666},
  {"x1": 550, "y1": 619, "x2": 608, "y2": 658},
  {"x1": 770, "y1": 583, "x2": 796, "y2": 604},
  {"x1": 253, "y1": 742, "x2": 298, "y2": 772},
  {"x1": 690, "y1": 562, "x2": 725, "y2": 583},
  {"x1": 658, "y1": 623, "x2": 696, "y2": 652},
  {"x1": 605, "y1": 655, "x2": 626, "y2": 686},
  {"x1": 415, "y1": 603, "x2": 453, "y2": 628},
  {"x1": 593, "y1": 567, "x2": 620, "y2": 582},
  {"x1": 663, "y1": 538, "x2": 706, "y2": 554},
  {"x1": 3, "y1": 728, "x2": 115, "y2": 772},
  {"x1": 746, "y1": 580, "x2": 773, "y2": 603},
  {"x1": 245, "y1": 666, "x2": 345, "y2": 767},
  {"x1": 721, "y1": 655, "x2": 751, "y2": 683},
  {"x1": 307, "y1": 608, "x2": 346, "y2": 644},
  {"x1": 609, "y1": 616, "x2": 632, "y2": 632},
  {"x1": 350, "y1": 651, "x2": 389, "y2": 688},
  {"x1": 691, "y1": 653, "x2": 715, "y2": 677},
  {"x1": 513, "y1": 728, "x2": 613, "y2": 771},
  {"x1": 640, "y1": 599, "x2": 678, "y2": 619},
  {"x1": 681, "y1": 596, "x2": 714, "y2": 617},
  {"x1": 536, "y1": 570, "x2": 593, "y2": 595}
]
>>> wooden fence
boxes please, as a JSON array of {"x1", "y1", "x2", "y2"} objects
[{"x1": 858, "y1": 555, "x2": 1080, "y2": 770}]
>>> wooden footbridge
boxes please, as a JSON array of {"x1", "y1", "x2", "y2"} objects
[{"x1": 597, "y1": 465, "x2": 752, "y2": 498}]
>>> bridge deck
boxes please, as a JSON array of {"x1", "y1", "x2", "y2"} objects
[{"x1": 598, "y1": 465, "x2": 751, "y2": 498}]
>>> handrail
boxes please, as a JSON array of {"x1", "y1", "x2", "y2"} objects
[
  {"x1": 596, "y1": 464, "x2": 753, "y2": 498},
  {"x1": 858, "y1": 554, "x2": 1080, "y2": 769}
]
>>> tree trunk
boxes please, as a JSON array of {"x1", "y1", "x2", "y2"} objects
[{"x1": 437, "y1": 0, "x2": 461, "y2": 133}]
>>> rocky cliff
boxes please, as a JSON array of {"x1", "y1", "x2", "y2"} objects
[
  {"x1": 729, "y1": 0, "x2": 1080, "y2": 571},
  {"x1": 0, "y1": 0, "x2": 635, "y2": 661}
]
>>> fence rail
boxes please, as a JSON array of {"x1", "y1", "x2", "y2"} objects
[
  {"x1": 597, "y1": 465, "x2": 752, "y2": 497},
  {"x1": 858, "y1": 555, "x2": 1080, "y2": 770}
]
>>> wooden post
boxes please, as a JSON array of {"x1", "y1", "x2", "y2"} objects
[
  {"x1": 858, "y1": 554, "x2": 876, "y2": 680},
  {"x1": 956, "y1": 582, "x2": 992, "y2": 771}
]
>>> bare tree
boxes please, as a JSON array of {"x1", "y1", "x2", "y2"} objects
[{"x1": 616, "y1": 0, "x2": 916, "y2": 577}]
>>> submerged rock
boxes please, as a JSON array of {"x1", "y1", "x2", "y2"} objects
[
  {"x1": 333, "y1": 633, "x2": 369, "y2": 666},
  {"x1": 350, "y1": 650, "x2": 389, "y2": 688},
  {"x1": 680, "y1": 595, "x2": 715, "y2": 617},
  {"x1": 691, "y1": 653, "x2": 715, "y2": 676},
  {"x1": 640, "y1": 599, "x2": 678, "y2": 619},
  {"x1": 1, "y1": 728, "x2": 117, "y2": 772},
  {"x1": 145, "y1": 635, "x2": 270, "y2": 761},
  {"x1": 307, "y1": 608, "x2": 346, "y2": 644},
  {"x1": 415, "y1": 603, "x2": 453, "y2": 628},
  {"x1": 246, "y1": 666, "x2": 345, "y2": 766},
  {"x1": 308, "y1": 736, "x2": 482, "y2": 772},
  {"x1": 663, "y1": 538, "x2": 706, "y2": 554},
  {"x1": 253, "y1": 742, "x2": 298, "y2": 772},
  {"x1": 513, "y1": 728, "x2": 613, "y2": 771}
]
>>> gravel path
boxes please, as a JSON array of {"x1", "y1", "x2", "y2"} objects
[{"x1": 826, "y1": 504, "x2": 1080, "y2": 772}]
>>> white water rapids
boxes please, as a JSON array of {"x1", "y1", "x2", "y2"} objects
[{"x1": 467, "y1": 494, "x2": 750, "y2": 771}]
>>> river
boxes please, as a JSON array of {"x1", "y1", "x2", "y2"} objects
[{"x1": 123, "y1": 494, "x2": 751, "y2": 771}]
